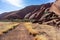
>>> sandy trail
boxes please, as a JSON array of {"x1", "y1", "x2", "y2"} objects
[{"x1": 0, "y1": 23, "x2": 33, "y2": 40}]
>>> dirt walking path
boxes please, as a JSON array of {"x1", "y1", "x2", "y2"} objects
[{"x1": 0, "y1": 23, "x2": 34, "y2": 40}]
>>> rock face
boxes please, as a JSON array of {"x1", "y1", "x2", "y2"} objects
[
  {"x1": 24, "y1": 3, "x2": 52, "y2": 20},
  {"x1": 50, "y1": 0, "x2": 60, "y2": 16},
  {"x1": 0, "y1": 0, "x2": 60, "y2": 21},
  {"x1": 0, "y1": 3, "x2": 52, "y2": 19},
  {"x1": 0, "y1": 0, "x2": 60, "y2": 27}
]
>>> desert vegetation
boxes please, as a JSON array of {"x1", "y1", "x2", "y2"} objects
[
  {"x1": 0, "y1": 19, "x2": 35, "y2": 22},
  {"x1": 24, "y1": 22, "x2": 57, "y2": 40},
  {"x1": 0, "y1": 21, "x2": 60, "y2": 40},
  {"x1": 0, "y1": 22, "x2": 19, "y2": 35},
  {"x1": 0, "y1": 21, "x2": 57, "y2": 40}
]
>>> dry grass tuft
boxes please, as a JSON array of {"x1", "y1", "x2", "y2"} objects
[
  {"x1": 24, "y1": 22, "x2": 57, "y2": 40},
  {"x1": 0, "y1": 22, "x2": 19, "y2": 35}
]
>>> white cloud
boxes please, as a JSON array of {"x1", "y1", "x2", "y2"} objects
[
  {"x1": 1, "y1": 0, "x2": 56, "y2": 8},
  {"x1": 49, "y1": 0, "x2": 55, "y2": 2},
  {"x1": 1, "y1": 0, "x2": 25, "y2": 8},
  {"x1": 0, "y1": 9, "x2": 5, "y2": 13}
]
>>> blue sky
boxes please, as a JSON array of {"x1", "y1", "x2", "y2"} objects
[{"x1": 0, "y1": 0, "x2": 55, "y2": 14}]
